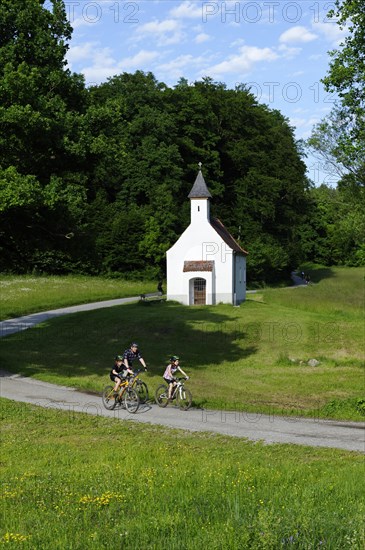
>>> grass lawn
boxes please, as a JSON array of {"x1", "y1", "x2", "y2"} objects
[
  {"x1": 0, "y1": 274, "x2": 157, "y2": 320},
  {"x1": 1, "y1": 266, "x2": 364, "y2": 420},
  {"x1": 1, "y1": 400, "x2": 364, "y2": 549}
]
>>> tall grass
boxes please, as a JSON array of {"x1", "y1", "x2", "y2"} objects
[{"x1": 1, "y1": 400, "x2": 364, "y2": 549}]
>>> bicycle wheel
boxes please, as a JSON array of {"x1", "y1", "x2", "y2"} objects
[
  {"x1": 176, "y1": 386, "x2": 192, "y2": 411},
  {"x1": 135, "y1": 380, "x2": 149, "y2": 404},
  {"x1": 155, "y1": 384, "x2": 169, "y2": 408},
  {"x1": 102, "y1": 385, "x2": 117, "y2": 410},
  {"x1": 123, "y1": 387, "x2": 140, "y2": 413}
]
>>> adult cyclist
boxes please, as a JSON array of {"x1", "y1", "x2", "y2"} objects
[{"x1": 122, "y1": 342, "x2": 147, "y2": 375}]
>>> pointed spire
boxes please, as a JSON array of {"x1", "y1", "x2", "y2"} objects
[{"x1": 188, "y1": 163, "x2": 212, "y2": 199}]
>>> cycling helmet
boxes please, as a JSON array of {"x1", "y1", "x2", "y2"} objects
[
  {"x1": 115, "y1": 355, "x2": 124, "y2": 361},
  {"x1": 131, "y1": 342, "x2": 138, "y2": 348},
  {"x1": 170, "y1": 355, "x2": 180, "y2": 362}
]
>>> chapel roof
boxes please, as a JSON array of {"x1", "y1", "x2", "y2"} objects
[
  {"x1": 188, "y1": 170, "x2": 212, "y2": 199},
  {"x1": 211, "y1": 218, "x2": 248, "y2": 255},
  {"x1": 183, "y1": 261, "x2": 214, "y2": 272}
]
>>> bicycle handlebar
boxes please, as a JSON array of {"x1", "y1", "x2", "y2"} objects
[
  {"x1": 131, "y1": 368, "x2": 145, "y2": 376},
  {"x1": 127, "y1": 368, "x2": 146, "y2": 382}
]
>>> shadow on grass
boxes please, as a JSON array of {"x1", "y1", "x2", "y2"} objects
[
  {"x1": 0, "y1": 301, "x2": 258, "y2": 381},
  {"x1": 299, "y1": 264, "x2": 336, "y2": 284}
]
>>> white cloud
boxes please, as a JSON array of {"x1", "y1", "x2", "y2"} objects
[
  {"x1": 156, "y1": 53, "x2": 211, "y2": 82},
  {"x1": 204, "y1": 46, "x2": 278, "y2": 78},
  {"x1": 313, "y1": 21, "x2": 348, "y2": 46},
  {"x1": 67, "y1": 44, "x2": 117, "y2": 82},
  {"x1": 67, "y1": 43, "x2": 96, "y2": 64},
  {"x1": 81, "y1": 64, "x2": 119, "y2": 85},
  {"x1": 169, "y1": 2, "x2": 202, "y2": 19},
  {"x1": 195, "y1": 33, "x2": 210, "y2": 44},
  {"x1": 230, "y1": 38, "x2": 245, "y2": 48},
  {"x1": 119, "y1": 50, "x2": 160, "y2": 70},
  {"x1": 135, "y1": 18, "x2": 185, "y2": 46},
  {"x1": 293, "y1": 113, "x2": 324, "y2": 139},
  {"x1": 158, "y1": 54, "x2": 204, "y2": 71},
  {"x1": 92, "y1": 48, "x2": 116, "y2": 65},
  {"x1": 278, "y1": 44, "x2": 302, "y2": 58},
  {"x1": 279, "y1": 26, "x2": 318, "y2": 44},
  {"x1": 71, "y1": 46, "x2": 159, "y2": 84},
  {"x1": 139, "y1": 19, "x2": 180, "y2": 34},
  {"x1": 290, "y1": 117, "x2": 307, "y2": 128},
  {"x1": 69, "y1": 16, "x2": 92, "y2": 30},
  {"x1": 290, "y1": 116, "x2": 321, "y2": 130}
]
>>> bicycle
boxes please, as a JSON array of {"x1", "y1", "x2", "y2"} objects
[
  {"x1": 102, "y1": 378, "x2": 140, "y2": 413},
  {"x1": 155, "y1": 377, "x2": 192, "y2": 410},
  {"x1": 129, "y1": 369, "x2": 149, "y2": 404}
]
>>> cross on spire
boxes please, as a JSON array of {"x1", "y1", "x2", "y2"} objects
[{"x1": 198, "y1": 161, "x2": 202, "y2": 170}]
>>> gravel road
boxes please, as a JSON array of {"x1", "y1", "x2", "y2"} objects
[{"x1": 1, "y1": 372, "x2": 364, "y2": 453}]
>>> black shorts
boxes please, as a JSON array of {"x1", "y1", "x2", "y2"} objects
[
  {"x1": 110, "y1": 373, "x2": 123, "y2": 382},
  {"x1": 164, "y1": 378, "x2": 175, "y2": 385}
]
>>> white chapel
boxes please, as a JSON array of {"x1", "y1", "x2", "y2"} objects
[{"x1": 166, "y1": 167, "x2": 248, "y2": 305}]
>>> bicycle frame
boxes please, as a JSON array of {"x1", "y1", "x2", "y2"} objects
[
  {"x1": 171, "y1": 379, "x2": 185, "y2": 399},
  {"x1": 155, "y1": 377, "x2": 192, "y2": 410},
  {"x1": 116, "y1": 380, "x2": 129, "y2": 399},
  {"x1": 129, "y1": 369, "x2": 144, "y2": 388},
  {"x1": 102, "y1": 378, "x2": 140, "y2": 413},
  {"x1": 115, "y1": 369, "x2": 141, "y2": 394}
]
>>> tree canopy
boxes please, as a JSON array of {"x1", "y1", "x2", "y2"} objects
[
  {"x1": 1, "y1": 0, "x2": 363, "y2": 282},
  {"x1": 305, "y1": 0, "x2": 365, "y2": 267},
  {"x1": 308, "y1": 0, "x2": 365, "y2": 190},
  {"x1": 323, "y1": 0, "x2": 365, "y2": 117}
]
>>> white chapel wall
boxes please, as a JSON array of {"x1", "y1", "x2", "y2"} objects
[{"x1": 167, "y1": 223, "x2": 234, "y2": 304}]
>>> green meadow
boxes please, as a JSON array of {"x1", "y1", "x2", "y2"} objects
[
  {"x1": 1, "y1": 400, "x2": 364, "y2": 549},
  {"x1": 1, "y1": 266, "x2": 364, "y2": 420},
  {"x1": 1, "y1": 266, "x2": 364, "y2": 548},
  {"x1": 0, "y1": 275, "x2": 157, "y2": 320}
]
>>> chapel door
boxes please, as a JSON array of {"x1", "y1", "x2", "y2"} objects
[{"x1": 193, "y1": 278, "x2": 206, "y2": 305}]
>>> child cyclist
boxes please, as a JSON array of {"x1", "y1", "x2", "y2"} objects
[
  {"x1": 110, "y1": 355, "x2": 134, "y2": 393},
  {"x1": 163, "y1": 356, "x2": 189, "y2": 401}
]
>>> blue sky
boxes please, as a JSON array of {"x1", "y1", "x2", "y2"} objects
[{"x1": 62, "y1": 1, "x2": 347, "y2": 185}]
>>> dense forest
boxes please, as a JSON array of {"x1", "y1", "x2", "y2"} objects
[{"x1": 1, "y1": 0, "x2": 364, "y2": 284}]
